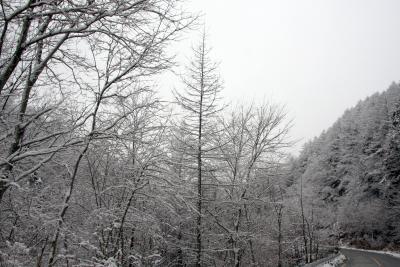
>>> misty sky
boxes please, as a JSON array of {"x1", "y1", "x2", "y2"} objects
[{"x1": 163, "y1": 0, "x2": 400, "y2": 153}]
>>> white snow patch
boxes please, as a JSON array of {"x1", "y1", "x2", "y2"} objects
[
  {"x1": 340, "y1": 246, "x2": 400, "y2": 259},
  {"x1": 317, "y1": 254, "x2": 346, "y2": 267},
  {"x1": 102, "y1": 257, "x2": 118, "y2": 267},
  {"x1": 112, "y1": 221, "x2": 121, "y2": 228},
  {"x1": 385, "y1": 251, "x2": 400, "y2": 258}
]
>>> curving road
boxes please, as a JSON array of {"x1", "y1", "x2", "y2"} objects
[{"x1": 340, "y1": 248, "x2": 400, "y2": 267}]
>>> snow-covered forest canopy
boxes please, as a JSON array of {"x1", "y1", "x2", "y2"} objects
[
  {"x1": 0, "y1": 1, "x2": 400, "y2": 267},
  {"x1": 289, "y1": 83, "x2": 400, "y2": 250}
]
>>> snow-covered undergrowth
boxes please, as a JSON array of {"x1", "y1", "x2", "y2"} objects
[
  {"x1": 340, "y1": 246, "x2": 400, "y2": 259},
  {"x1": 317, "y1": 254, "x2": 346, "y2": 267}
]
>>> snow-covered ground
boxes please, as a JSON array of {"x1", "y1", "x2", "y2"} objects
[
  {"x1": 340, "y1": 246, "x2": 400, "y2": 259},
  {"x1": 316, "y1": 254, "x2": 346, "y2": 267}
]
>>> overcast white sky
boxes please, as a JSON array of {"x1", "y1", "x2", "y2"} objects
[{"x1": 162, "y1": 0, "x2": 400, "y2": 153}]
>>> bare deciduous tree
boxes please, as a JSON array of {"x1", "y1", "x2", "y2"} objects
[
  {"x1": 0, "y1": 0, "x2": 192, "y2": 204},
  {"x1": 213, "y1": 104, "x2": 290, "y2": 266}
]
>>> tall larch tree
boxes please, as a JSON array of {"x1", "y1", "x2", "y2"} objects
[{"x1": 174, "y1": 31, "x2": 222, "y2": 266}]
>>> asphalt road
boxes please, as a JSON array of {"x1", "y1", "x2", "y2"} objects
[{"x1": 340, "y1": 248, "x2": 400, "y2": 267}]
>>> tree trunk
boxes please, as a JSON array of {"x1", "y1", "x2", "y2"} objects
[
  {"x1": 196, "y1": 98, "x2": 203, "y2": 267},
  {"x1": 278, "y1": 215, "x2": 282, "y2": 267},
  {"x1": 300, "y1": 176, "x2": 308, "y2": 263}
]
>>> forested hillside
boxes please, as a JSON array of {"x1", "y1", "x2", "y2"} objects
[{"x1": 289, "y1": 82, "x2": 400, "y2": 250}]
